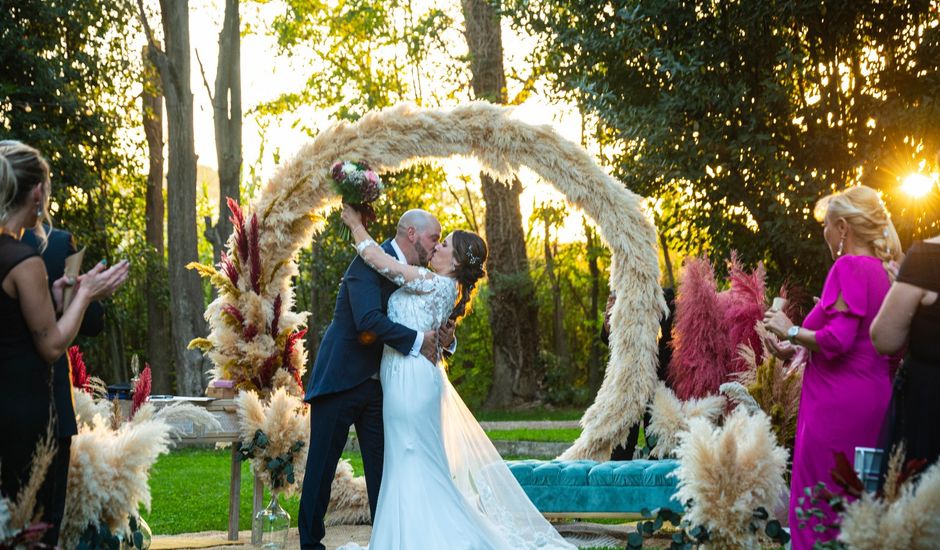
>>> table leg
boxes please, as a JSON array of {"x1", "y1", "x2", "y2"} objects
[{"x1": 228, "y1": 445, "x2": 241, "y2": 541}]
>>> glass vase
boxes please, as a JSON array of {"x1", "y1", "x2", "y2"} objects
[
  {"x1": 253, "y1": 493, "x2": 290, "y2": 549},
  {"x1": 121, "y1": 515, "x2": 153, "y2": 549}
]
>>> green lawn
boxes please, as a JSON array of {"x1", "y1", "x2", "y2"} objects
[
  {"x1": 143, "y1": 448, "x2": 364, "y2": 535},
  {"x1": 145, "y1": 424, "x2": 648, "y2": 537},
  {"x1": 484, "y1": 428, "x2": 582, "y2": 442},
  {"x1": 474, "y1": 407, "x2": 585, "y2": 422}
]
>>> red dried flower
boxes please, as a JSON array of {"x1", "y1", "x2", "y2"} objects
[
  {"x1": 222, "y1": 304, "x2": 246, "y2": 327},
  {"x1": 68, "y1": 345, "x2": 90, "y2": 392},
  {"x1": 220, "y1": 251, "x2": 239, "y2": 287},
  {"x1": 271, "y1": 294, "x2": 282, "y2": 337},
  {"x1": 132, "y1": 364, "x2": 152, "y2": 418},
  {"x1": 228, "y1": 198, "x2": 248, "y2": 266}
]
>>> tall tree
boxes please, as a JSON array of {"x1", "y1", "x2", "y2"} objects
[
  {"x1": 138, "y1": 0, "x2": 207, "y2": 395},
  {"x1": 462, "y1": 0, "x2": 541, "y2": 407},
  {"x1": 202, "y1": 0, "x2": 242, "y2": 264},
  {"x1": 0, "y1": 0, "x2": 145, "y2": 376},
  {"x1": 141, "y1": 45, "x2": 173, "y2": 393},
  {"x1": 509, "y1": 0, "x2": 940, "y2": 288}
]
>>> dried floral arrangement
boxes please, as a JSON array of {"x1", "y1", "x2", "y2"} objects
[
  {"x1": 234, "y1": 388, "x2": 309, "y2": 495},
  {"x1": 668, "y1": 254, "x2": 767, "y2": 400},
  {"x1": 671, "y1": 406, "x2": 790, "y2": 549},
  {"x1": 189, "y1": 198, "x2": 309, "y2": 396},
  {"x1": 645, "y1": 384, "x2": 726, "y2": 458},
  {"x1": 796, "y1": 445, "x2": 940, "y2": 549},
  {"x1": 730, "y1": 329, "x2": 804, "y2": 453},
  {"x1": 62, "y1": 354, "x2": 220, "y2": 548}
]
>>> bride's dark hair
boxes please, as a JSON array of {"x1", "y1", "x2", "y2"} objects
[{"x1": 449, "y1": 230, "x2": 487, "y2": 323}]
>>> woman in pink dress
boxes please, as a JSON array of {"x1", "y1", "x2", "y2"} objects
[{"x1": 763, "y1": 185, "x2": 901, "y2": 549}]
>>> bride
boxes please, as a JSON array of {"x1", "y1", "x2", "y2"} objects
[{"x1": 339, "y1": 205, "x2": 576, "y2": 550}]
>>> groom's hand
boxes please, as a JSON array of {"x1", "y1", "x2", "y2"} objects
[{"x1": 420, "y1": 330, "x2": 439, "y2": 362}]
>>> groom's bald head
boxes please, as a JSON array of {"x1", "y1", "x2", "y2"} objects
[{"x1": 396, "y1": 209, "x2": 441, "y2": 266}]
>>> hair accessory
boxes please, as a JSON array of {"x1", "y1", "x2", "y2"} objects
[
  {"x1": 883, "y1": 228, "x2": 889, "y2": 238},
  {"x1": 465, "y1": 247, "x2": 480, "y2": 267}
]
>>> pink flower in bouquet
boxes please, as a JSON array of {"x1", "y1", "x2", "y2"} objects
[{"x1": 330, "y1": 160, "x2": 385, "y2": 238}]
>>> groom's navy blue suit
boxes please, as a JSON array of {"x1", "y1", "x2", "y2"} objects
[{"x1": 299, "y1": 240, "x2": 417, "y2": 550}]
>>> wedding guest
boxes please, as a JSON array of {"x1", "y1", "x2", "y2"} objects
[
  {"x1": 0, "y1": 141, "x2": 128, "y2": 540},
  {"x1": 871, "y1": 232, "x2": 940, "y2": 468},
  {"x1": 763, "y1": 185, "x2": 900, "y2": 549},
  {"x1": 21, "y1": 224, "x2": 105, "y2": 545}
]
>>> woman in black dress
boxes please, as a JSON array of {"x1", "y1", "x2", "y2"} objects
[
  {"x1": 871, "y1": 234, "x2": 940, "y2": 466},
  {"x1": 0, "y1": 142, "x2": 128, "y2": 531}
]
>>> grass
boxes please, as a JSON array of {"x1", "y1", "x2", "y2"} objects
[
  {"x1": 473, "y1": 407, "x2": 584, "y2": 422},
  {"x1": 484, "y1": 428, "x2": 582, "y2": 442},
  {"x1": 144, "y1": 448, "x2": 364, "y2": 535},
  {"x1": 144, "y1": 424, "x2": 647, "y2": 537}
]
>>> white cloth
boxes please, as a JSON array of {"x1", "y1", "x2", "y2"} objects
[{"x1": 340, "y1": 263, "x2": 575, "y2": 550}]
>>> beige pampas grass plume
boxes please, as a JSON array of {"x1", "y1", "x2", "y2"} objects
[
  {"x1": 7, "y1": 421, "x2": 56, "y2": 530},
  {"x1": 646, "y1": 384, "x2": 725, "y2": 458},
  {"x1": 61, "y1": 415, "x2": 174, "y2": 548},
  {"x1": 235, "y1": 388, "x2": 309, "y2": 496},
  {"x1": 325, "y1": 459, "x2": 372, "y2": 526},
  {"x1": 839, "y1": 461, "x2": 940, "y2": 549},
  {"x1": 672, "y1": 407, "x2": 788, "y2": 549}
]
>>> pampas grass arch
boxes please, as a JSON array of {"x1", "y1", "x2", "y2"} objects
[{"x1": 196, "y1": 102, "x2": 665, "y2": 461}]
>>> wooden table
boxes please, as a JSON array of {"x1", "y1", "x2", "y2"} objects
[{"x1": 147, "y1": 397, "x2": 262, "y2": 542}]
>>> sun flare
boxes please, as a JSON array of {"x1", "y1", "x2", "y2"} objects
[{"x1": 901, "y1": 173, "x2": 936, "y2": 198}]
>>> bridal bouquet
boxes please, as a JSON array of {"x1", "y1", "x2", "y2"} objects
[{"x1": 331, "y1": 160, "x2": 384, "y2": 239}]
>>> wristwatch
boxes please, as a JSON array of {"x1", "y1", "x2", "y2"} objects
[{"x1": 786, "y1": 325, "x2": 800, "y2": 344}]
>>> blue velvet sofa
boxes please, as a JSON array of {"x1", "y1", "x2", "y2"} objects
[{"x1": 506, "y1": 459, "x2": 683, "y2": 518}]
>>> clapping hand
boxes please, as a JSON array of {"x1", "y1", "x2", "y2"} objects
[{"x1": 74, "y1": 260, "x2": 130, "y2": 303}]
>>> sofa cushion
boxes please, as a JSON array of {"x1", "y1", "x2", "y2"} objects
[{"x1": 506, "y1": 459, "x2": 682, "y2": 514}]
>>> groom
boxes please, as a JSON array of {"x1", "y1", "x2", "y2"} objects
[{"x1": 299, "y1": 209, "x2": 449, "y2": 550}]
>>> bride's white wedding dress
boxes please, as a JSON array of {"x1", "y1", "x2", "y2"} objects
[{"x1": 340, "y1": 241, "x2": 575, "y2": 550}]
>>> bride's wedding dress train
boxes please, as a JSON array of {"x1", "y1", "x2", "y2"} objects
[{"x1": 340, "y1": 261, "x2": 575, "y2": 550}]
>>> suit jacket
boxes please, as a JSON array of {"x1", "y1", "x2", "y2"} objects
[
  {"x1": 304, "y1": 240, "x2": 417, "y2": 401},
  {"x1": 21, "y1": 227, "x2": 105, "y2": 437}
]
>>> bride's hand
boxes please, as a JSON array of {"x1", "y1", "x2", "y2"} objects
[{"x1": 341, "y1": 204, "x2": 364, "y2": 231}]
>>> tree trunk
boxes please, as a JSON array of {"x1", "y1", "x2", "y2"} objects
[
  {"x1": 144, "y1": 0, "x2": 207, "y2": 395},
  {"x1": 461, "y1": 0, "x2": 541, "y2": 408},
  {"x1": 209, "y1": 0, "x2": 242, "y2": 264},
  {"x1": 142, "y1": 45, "x2": 173, "y2": 393}
]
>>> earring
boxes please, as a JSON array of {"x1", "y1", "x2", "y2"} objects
[{"x1": 837, "y1": 237, "x2": 844, "y2": 257}]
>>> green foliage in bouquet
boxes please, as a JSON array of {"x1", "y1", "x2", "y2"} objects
[{"x1": 239, "y1": 429, "x2": 305, "y2": 490}]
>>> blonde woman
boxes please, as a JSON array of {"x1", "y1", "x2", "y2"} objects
[
  {"x1": 0, "y1": 142, "x2": 128, "y2": 541},
  {"x1": 763, "y1": 185, "x2": 900, "y2": 549}
]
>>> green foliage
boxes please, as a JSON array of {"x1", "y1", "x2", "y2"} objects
[
  {"x1": 0, "y1": 0, "x2": 153, "y2": 380},
  {"x1": 507, "y1": 0, "x2": 940, "y2": 288}
]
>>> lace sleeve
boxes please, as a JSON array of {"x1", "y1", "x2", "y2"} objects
[{"x1": 356, "y1": 239, "x2": 434, "y2": 290}]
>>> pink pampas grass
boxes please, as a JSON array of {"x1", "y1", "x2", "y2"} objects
[
  {"x1": 669, "y1": 254, "x2": 769, "y2": 399},
  {"x1": 720, "y1": 253, "x2": 766, "y2": 375},
  {"x1": 69, "y1": 345, "x2": 90, "y2": 392},
  {"x1": 669, "y1": 257, "x2": 731, "y2": 399}
]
